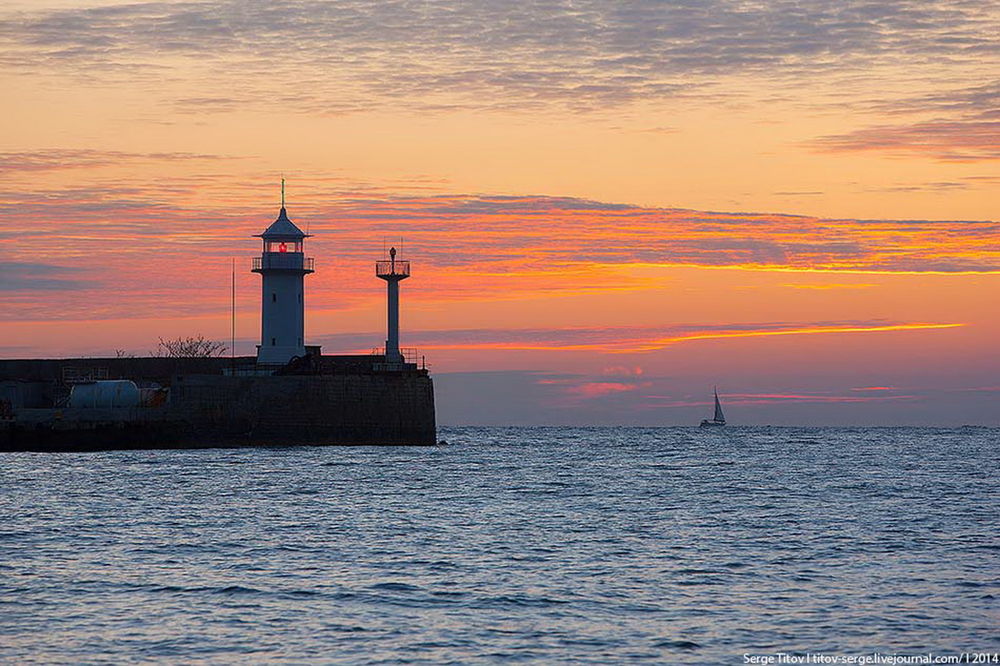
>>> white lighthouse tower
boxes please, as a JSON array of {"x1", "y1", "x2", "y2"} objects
[
  {"x1": 252, "y1": 182, "x2": 314, "y2": 365},
  {"x1": 376, "y1": 247, "x2": 410, "y2": 365}
]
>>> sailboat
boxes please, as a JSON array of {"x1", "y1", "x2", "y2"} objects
[{"x1": 700, "y1": 388, "x2": 726, "y2": 427}]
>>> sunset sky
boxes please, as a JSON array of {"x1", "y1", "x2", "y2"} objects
[{"x1": 1, "y1": 0, "x2": 997, "y2": 425}]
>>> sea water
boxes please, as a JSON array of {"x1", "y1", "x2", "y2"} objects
[{"x1": 1, "y1": 427, "x2": 997, "y2": 664}]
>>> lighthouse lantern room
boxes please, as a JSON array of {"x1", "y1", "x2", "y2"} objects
[{"x1": 252, "y1": 181, "x2": 314, "y2": 365}]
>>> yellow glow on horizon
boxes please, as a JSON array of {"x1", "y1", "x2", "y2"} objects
[{"x1": 413, "y1": 322, "x2": 966, "y2": 354}]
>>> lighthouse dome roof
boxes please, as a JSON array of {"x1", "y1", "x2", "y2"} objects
[{"x1": 255, "y1": 207, "x2": 309, "y2": 239}]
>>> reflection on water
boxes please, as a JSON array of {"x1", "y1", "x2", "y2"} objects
[{"x1": 1, "y1": 427, "x2": 997, "y2": 663}]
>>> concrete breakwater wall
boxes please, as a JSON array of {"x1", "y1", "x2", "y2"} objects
[
  {"x1": 0, "y1": 357, "x2": 437, "y2": 449},
  {"x1": 169, "y1": 374, "x2": 437, "y2": 446}
]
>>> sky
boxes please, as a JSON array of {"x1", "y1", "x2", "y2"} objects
[{"x1": 0, "y1": 0, "x2": 997, "y2": 425}]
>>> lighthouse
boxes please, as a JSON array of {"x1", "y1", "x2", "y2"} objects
[
  {"x1": 376, "y1": 247, "x2": 410, "y2": 365},
  {"x1": 252, "y1": 182, "x2": 314, "y2": 365}
]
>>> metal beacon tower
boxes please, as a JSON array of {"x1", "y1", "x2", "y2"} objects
[
  {"x1": 376, "y1": 247, "x2": 411, "y2": 367},
  {"x1": 252, "y1": 181, "x2": 315, "y2": 365}
]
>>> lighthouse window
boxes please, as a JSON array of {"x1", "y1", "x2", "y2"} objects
[
  {"x1": 298, "y1": 293, "x2": 302, "y2": 303},
  {"x1": 272, "y1": 293, "x2": 277, "y2": 303},
  {"x1": 271, "y1": 338, "x2": 276, "y2": 346},
  {"x1": 265, "y1": 241, "x2": 303, "y2": 253}
]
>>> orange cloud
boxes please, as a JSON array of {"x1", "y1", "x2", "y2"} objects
[{"x1": 2, "y1": 186, "x2": 997, "y2": 322}]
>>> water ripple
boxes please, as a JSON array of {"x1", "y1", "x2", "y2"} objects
[{"x1": 0, "y1": 426, "x2": 997, "y2": 663}]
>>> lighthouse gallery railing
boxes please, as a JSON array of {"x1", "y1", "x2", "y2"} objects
[
  {"x1": 252, "y1": 255, "x2": 315, "y2": 271},
  {"x1": 376, "y1": 260, "x2": 410, "y2": 277}
]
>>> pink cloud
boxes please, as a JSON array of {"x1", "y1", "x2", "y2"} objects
[
  {"x1": 812, "y1": 119, "x2": 1000, "y2": 162},
  {"x1": 601, "y1": 365, "x2": 644, "y2": 377},
  {"x1": 535, "y1": 377, "x2": 652, "y2": 401},
  {"x1": 566, "y1": 382, "x2": 644, "y2": 399},
  {"x1": 643, "y1": 392, "x2": 920, "y2": 407}
]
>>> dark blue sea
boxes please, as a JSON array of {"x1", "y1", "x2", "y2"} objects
[{"x1": 2, "y1": 427, "x2": 997, "y2": 664}]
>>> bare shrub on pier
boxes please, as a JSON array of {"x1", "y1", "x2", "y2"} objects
[{"x1": 155, "y1": 335, "x2": 228, "y2": 358}]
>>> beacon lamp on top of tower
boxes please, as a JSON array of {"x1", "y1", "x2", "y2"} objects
[{"x1": 252, "y1": 184, "x2": 314, "y2": 366}]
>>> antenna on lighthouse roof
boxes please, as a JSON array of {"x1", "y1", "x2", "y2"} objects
[{"x1": 280, "y1": 176, "x2": 285, "y2": 209}]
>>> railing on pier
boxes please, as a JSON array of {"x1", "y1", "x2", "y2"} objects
[
  {"x1": 370, "y1": 347, "x2": 423, "y2": 370},
  {"x1": 61, "y1": 366, "x2": 110, "y2": 384}
]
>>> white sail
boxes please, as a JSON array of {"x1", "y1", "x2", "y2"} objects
[
  {"x1": 713, "y1": 389, "x2": 726, "y2": 423},
  {"x1": 700, "y1": 388, "x2": 727, "y2": 427}
]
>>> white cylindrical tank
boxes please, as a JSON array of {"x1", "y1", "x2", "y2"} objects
[{"x1": 69, "y1": 380, "x2": 141, "y2": 408}]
